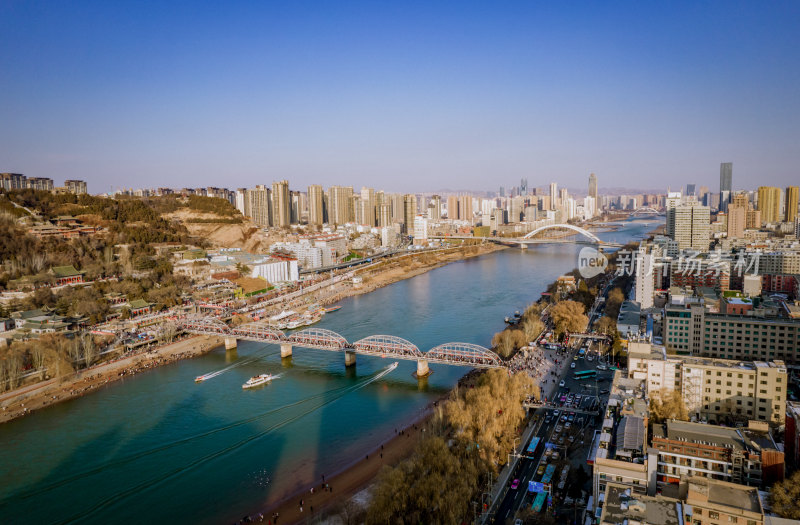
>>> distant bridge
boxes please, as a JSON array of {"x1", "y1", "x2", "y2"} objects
[
  {"x1": 432, "y1": 224, "x2": 623, "y2": 248},
  {"x1": 178, "y1": 316, "x2": 506, "y2": 376}
]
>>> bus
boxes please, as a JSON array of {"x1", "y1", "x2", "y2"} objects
[
  {"x1": 574, "y1": 370, "x2": 597, "y2": 380},
  {"x1": 541, "y1": 464, "x2": 556, "y2": 486},
  {"x1": 526, "y1": 436, "x2": 542, "y2": 458},
  {"x1": 532, "y1": 491, "x2": 548, "y2": 513}
]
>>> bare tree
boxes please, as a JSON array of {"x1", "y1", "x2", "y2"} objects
[
  {"x1": 81, "y1": 333, "x2": 98, "y2": 367},
  {"x1": 30, "y1": 344, "x2": 47, "y2": 380}
]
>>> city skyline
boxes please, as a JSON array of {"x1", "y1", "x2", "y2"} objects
[{"x1": 3, "y1": 3, "x2": 800, "y2": 191}]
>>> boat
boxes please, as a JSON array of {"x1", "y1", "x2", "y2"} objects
[
  {"x1": 195, "y1": 375, "x2": 208, "y2": 383},
  {"x1": 242, "y1": 374, "x2": 275, "y2": 389},
  {"x1": 325, "y1": 306, "x2": 342, "y2": 313},
  {"x1": 388, "y1": 361, "x2": 398, "y2": 371},
  {"x1": 286, "y1": 320, "x2": 302, "y2": 329}
]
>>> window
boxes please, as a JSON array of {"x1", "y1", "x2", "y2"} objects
[{"x1": 708, "y1": 511, "x2": 719, "y2": 519}]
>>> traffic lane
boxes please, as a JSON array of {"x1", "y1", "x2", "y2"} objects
[{"x1": 493, "y1": 416, "x2": 558, "y2": 523}]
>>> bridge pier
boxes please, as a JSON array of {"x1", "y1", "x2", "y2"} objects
[
  {"x1": 224, "y1": 337, "x2": 238, "y2": 351},
  {"x1": 519, "y1": 243, "x2": 527, "y2": 250},
  {"x1": 280, "y1": 343, "x2": 293, "y2": 358},
  {"x1": 344, "y1": 350, "x2": 356, "y2": 367},
  {"x1": 415, "y1": 359, "x2": 431, "y2": 378}
]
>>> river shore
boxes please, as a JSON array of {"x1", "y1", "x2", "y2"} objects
[
  {"x1": 0, "y1": 334, "x2": 221, "y2": 424},
  {"x1": 0, "y1": 244, "x2": 503, "y2": 426}
]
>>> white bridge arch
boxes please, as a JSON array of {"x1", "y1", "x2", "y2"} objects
[{"x1": 522, "y1": 223, "x2": 602, "y2": 243}]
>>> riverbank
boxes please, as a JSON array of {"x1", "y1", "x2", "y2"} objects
[
  {"x1": 295, "y1": 243, "x2": 506, "y2": 311},
  {"x1": 0, "y1": 334, "x2": 221, "y2": 424}
]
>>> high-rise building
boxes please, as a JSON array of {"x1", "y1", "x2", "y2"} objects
[
  {"x1": 549, "y1": 182, "x2": 557, "y2": 210},
  {"x1": 757, "y1": 186, "x2": 781, "y2": 224},
  {"x1": 428, "y1": 195, "x2": 442, "y2": 220},
  {"x1": 328, "y1": 186, "x2": 353, "y2": 225},
  {"x1": 0, "y1": 173, "x2": 26, "y2": 190},
  {"x1": 271, "y1": 180, "x2": 291, "y2": 227},
  {"x1": 588, "y1": 173, "x2": 598, "y2": 202},
  {"x1": 412, "y1": 215, "x2": 428, "y2": 243},
  {"x1": 235, "y1": 188, "x2": 247, "y2": 216},
  {"x1": 307, "y1": 185, "x2": 324, "y2": 226},
  {"x1": 726, "y1": 205, "x2": 745, "y2": 238},
  {"x1": 402, "y1": 194, "x2": 417, "y2": 233},
  {"x1": 667, "y1": 201, "x2": 710, "y2": 251},
  {"x1": 377, "y1": 204, "x2": 391, "y2": 227},
  {"x1": 64, "y1": 179, "x2": 88, "y2": 195},
  {"x1": 246, "y1": 185, "x2": 272, "y2": 227},
  {"x1": 634, "y1": 246, "x2": 654, "y2": 309},
  {"x1": 685, "y1": 183, "x2": 696, "y2": 197},
  {"x1": 520, "y1": 178, "x2": 528, "y2": 195},
  {"x1": 360, "y1": 187, "x2": 376, "y2": 226},
  {"x1": 719, "y1": 162, "x2": 732, "y2": 212},
  {"x1": 27, "y1": 177, "x2": 54, "y2": 191},
  {"x1": 785, "y1": 185, "x2": 799, "y2": 223},
  {"x1": 499, "y1": 186, "x2": 505, "y2": 198},
  {"x1": 458, "y1": 195, "x2": 473, "y2": 222}
]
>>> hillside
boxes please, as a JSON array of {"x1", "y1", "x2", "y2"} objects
[{"x1": 162, "y1": 209, "x2": 276, "y2": 251}]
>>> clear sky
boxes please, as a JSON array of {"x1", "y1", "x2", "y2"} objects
[{"x1": 2, "y1": 1, "x2": 799, "y2": 193}]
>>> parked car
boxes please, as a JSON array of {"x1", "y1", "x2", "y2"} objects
[
  {"x1": 570, "y1": 362, "x2": 576, "y2": 369},
  {"x1": 559, "y1": 380, "x2": 565, "y2": 387},
  {"x1": 555, "y1": 425, "x2": 563, "y2": 433},
  {"x1": 565, "y1": 422, "x2": 572, "y2": 429}
]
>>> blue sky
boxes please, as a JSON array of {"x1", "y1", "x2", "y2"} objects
[{"x1": 2, "y1": 1, "x2": 799, "y2": 193}]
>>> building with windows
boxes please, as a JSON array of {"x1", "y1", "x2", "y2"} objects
[
  {"x1": 785, "y1": 186, "x2": 799, "y2": 223},
  {"x1": 651, "y1": 419, "x2": 783, "y2": 489},
  {"x1": 412, "y1": 215, "x2": 428, "y2": 244},
  {"x1": 719, "y1": 162, "x2": 733, "y2": 212},
  {"x1": 64, "y1": 179, "x2": 88, "y2": 194},
  {"x1": 0, "y1": 173, "x2": 26, "y2": 190},
  {"x1": 757, "y1": 186, "x2": 781, "y2": 225},
  {"x1": 627, "y1": 342, "x2": 787, "y2": 425},
  {"x1": 667, "y1": 201, "x2": 710, "y2": 252}
]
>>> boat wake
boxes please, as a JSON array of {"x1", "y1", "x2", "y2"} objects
[
  {"x1": 8, "y1": 363, "x2": 398, "y2": 523},
  {"x1": 194, "y1": 349, "x2": 276, "y2": 383}
]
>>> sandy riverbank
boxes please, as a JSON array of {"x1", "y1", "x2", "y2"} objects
[{"x1": 0, "y1": 334, "x2": 221, "y2": 424}]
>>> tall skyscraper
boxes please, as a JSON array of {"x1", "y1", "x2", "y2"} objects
[
  {"x1": 271, "y1": 180, "x2": 291, "y2": 227},
  {"x1": 428, "y1": 195, "x2": 442, "y2": 220},
  {"x1": 588, "y1": 173, "x2": 598, "y2": 201},
  {"x1": 520, "y1": 178, "x2": 528, "y2": 195},
  {"x1": 458, "y1": 195, "x2": 473, "y2": 222},
  {"x1": 685, "y1": 184, "x2": 696, "y2": 197},
  {"x1": 360, "y1": 187, "x2": 376, "y2": 226},
  {"x1": 499, "y1": 186, "x2": 505, "y2": 198},
  {"x1": 667, "y1": 200, "x2": 710, "y2": 251},
  {"x1": 402, "y1": 194, "x2": 417, "y2": 233},
  {"x1": 328, "y1": 186, "x2": 354, "y2": 225},
  {"x1": 246, "y1": 185, "x2": 271, "y2": 227},
  {"x1": 719, "y1": 162, "x2": 732, "y2": 212},
  {"x1": 757, "y1": 186, "x2": 781, "y2": 224},
  {"x1": 549, "y1": 182, "x2": 557, "y2": 210},
  {"x1": 785, "y1": 186, "x2": 799, "y2": 223},
  {"x1": 307, "y1": 185, "x2": 324, "y2": 226}
]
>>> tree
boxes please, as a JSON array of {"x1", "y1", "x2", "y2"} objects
[
  {"x1": 522, "y1": 318, "x2": 545, "y2": 341},
  {"x1": 770, "y1": 470, "x2": 800, "y2": 519},
  {"x1": 549, "y1": 300, "x2": 589, "y2": 337},
  {"x1": 649, "y1": 388, "x2": 689, "y2": 423},
  {"x1": 606, "y1": 287, "x2": 625, "y2": 318},
  {"x1": 491, "y1": 329, "x2": 527, "y2": 358},
  {"x1": 595, "y1": 315, "x2": 617, "y2": 335},
  {"x1": 81, "y1": 333, "x2": 98, "y2": 367}
]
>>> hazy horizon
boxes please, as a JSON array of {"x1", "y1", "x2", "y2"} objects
[{"x1": 2, "y1": 2, "x2": 800, "y2": 193}]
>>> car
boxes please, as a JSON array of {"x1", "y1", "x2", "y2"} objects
[
  {"x1": 596, "y1": 364, "x2": 607, "y2": 370},
  {"x1": 559, "y1": 380, "x2": 565, "y2": 387},
  {"x1": 511, "y1": 478, "x2": 520, "y2": 490},
  {"x1": 537, "y1": 465, "x2": 546, "y2": 476},
  {"x1": 559, "y1": 395, "x2": 567, "y2": 403},
  {"x1": 555, "y1": 425, "x2": 563, "y2": 433},
  {"x1": 600, "y1": 389, "x2": 610, "y2": 395},
  {"x1": 587, "y1": 355, "x2": 593, "y2": 361},
  {"x1": 570, "y1": 362, "x2": 576, "y2": 369},
  {"x1": 573, "y1": 355, "x2": 579, "y2": 361},
  {"x1": 568, "y1": 435, "x2": 576, "y2": 443},
  {"x1": 561, "y1": 415, "x2": 568, "y2": 422},
  {"x1": 515, "y1": 520, "x2": 523, "y2": 525},
  {"x1": 545, "y1": 414, "x2": 552, "y2": 423},
  {"x1": 568, "y1": 414, "x2": 575, "y2": 422},
  {"x1": 565, "y1": 422, "x2": 571, "y2": 429},
  {"x1": 558, "y1": 437, "x2": 565, "y2": 445},
  {"x1": 553, "y1": 409, "x2": 560, "y2": 417}
]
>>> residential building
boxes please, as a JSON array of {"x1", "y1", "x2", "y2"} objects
[
  {"x1": 651, "y1": 419, "x2": 783, "y2": 488},
  {"x1": 402, "y1": 194, "x2": 417, "y2": 233},
  {"x1": 412, "y1": 215, "x2": 428, "y2": 244},
  {"x1": 250, "y1": 256, "x2": 299, "y2": 283},
  {"x1": 328, "y1": 186, "x2": 353, "y2": 225},
  {"x1": 271, "y1": 180, "x2": 291, "y2": 227},
  {"x1": 549, "y1": 182, "x2": 557, "y2": 210},
  {"x1": 64, "y1": 179, "x2": 88, "y2": 195},
  {"x1": 627, "y1": 342, "x2": 787, "y2": 425},
  {"x1": 635, "y1": 248, "x2": 655, "y2": 309},
  {"x1": 617, "y1": 300, "x2": 642, "y2": 337},
  {"x1": 428, "y1": 194, "x2": 442, "y2": 220},
  {"x1": 27, "y1": 177, "x2": 54, "y2": 191},
  {"x1": 589, "y1": 172, "x2": 598, "y2": 202},
  {"x1": 728, "y1": 205, "x2": 746, "y2": 239},
  {"x1": 0, "y1": 173, "x2": 26, "y2": 190},
  {"x1": 669, "y1": 257, "x2": 730, "y2": 291},
  {"x1": 667, "y1": 201, "x2": 710, "y2": 252},
  {"x1": 785, "y1": 186, "x2": 799, "y2": 223},
  {"x1": 307, "y1": 184, "x2": 324, "y2": 226},
  {"x1": 246, "y1": 185, "x2": 272, "y2": 227},
  {"x1": 683, "y1": 476, "x2": 764, "y2": 525},
  {"x1": 359, "y1": 187, "x2": 376, "y2": 226},
  {"x1": 757, "y1": 186, "x2": 781, "y2": 225},
  {"x1": 598, "y1": 484, "x2": 681, "y2": 525},
  {"x1": 235, "y1": 188, "x2": 247, "y2": 216}
]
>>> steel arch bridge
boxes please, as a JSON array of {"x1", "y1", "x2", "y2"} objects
[
  {"x1": 177, "y1": 317, "x2": 506, "y2": 369},
  {"x1": 521, "y1": 223, "x2": 602, "y2": 243}
]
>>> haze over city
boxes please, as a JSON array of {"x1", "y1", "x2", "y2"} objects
[{"x1": 2, "y1": 1, "x2": 800, "y2": 192}]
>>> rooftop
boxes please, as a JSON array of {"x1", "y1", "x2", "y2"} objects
[
  {"x1": 687, "y1": 476, "x2": 762, "y2": 515},
  {"x1": 600, "y1": 484, "x2": 681, "y2": 525},
  {"x1": 652, "y1": 419, "x2": 776, "y2": 452}
]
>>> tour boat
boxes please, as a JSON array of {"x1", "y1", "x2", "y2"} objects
[
  {"x1": 325, "y1": 306, "x2": 342, "y2": 313},
  {"x1": 242, "y1": 374, "x2": 275, "y2": 389},
  {"x1": 286, "y1": 319, "x2": 302, "y2": 329},
  {"x1": 195, "y1": 375, "x2": 208, "y2": 383}
]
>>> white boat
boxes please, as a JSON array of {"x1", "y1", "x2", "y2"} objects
[
  {"x1": 195, "y1": 375, "x2": 208, "y2": 383},
  {"x1": 388, "y1": 361, "x2": 398, "y2": 371},
  {"x1": 242, "y1": 374, "x2": 275, "y2": 389},
  {"x1": 286, "y1": 320, "x2": 302, "y2": 329}
]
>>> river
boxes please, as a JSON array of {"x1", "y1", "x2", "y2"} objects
[{"x1": 0, "y1": 218, "x2": 659, "y2": 524}]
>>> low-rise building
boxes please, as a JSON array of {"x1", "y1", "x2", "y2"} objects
[
  {"x1": 617, "y1": 300, "x2": 642, "y2": 337},
  {"x1": 628, "y1": 342, "x2": 787, "y2": 426},
  {"x1": 48, "y1": 265, "x2": 84, "y2": 286},
  {"x1": 651, "y1": 419, "x2": 783, "y2": 489}
]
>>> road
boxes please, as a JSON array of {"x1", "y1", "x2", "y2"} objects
[{"x1": 490, "y1": 345, "x2": 614, "y2": 524}]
